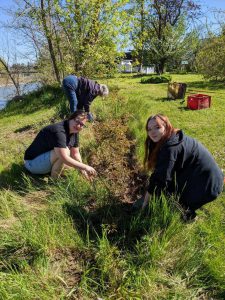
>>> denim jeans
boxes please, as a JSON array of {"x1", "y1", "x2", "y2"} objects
[
  {"x1": 62, "y1": 75, "x2": 79, "y2": 113},
  {"x1": 24, "y1": 151, "x2": 52, "y2": 174}
]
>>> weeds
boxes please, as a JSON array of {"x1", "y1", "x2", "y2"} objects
[{"x1": 0, "y1": 74, "x2": 224, "y2": 299}]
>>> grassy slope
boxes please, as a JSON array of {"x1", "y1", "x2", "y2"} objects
[{"x1": 0, "y1": 74, "x2": 224, "y2": 299}]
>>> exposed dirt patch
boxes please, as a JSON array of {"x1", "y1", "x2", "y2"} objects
[
  {"x1": 22, "y1": 190, "x2": 50, "y2": 212},
  {"x1": 0, "y1": 216, "x2": 18, "y2": 230},
  {"x1": 3, "y1": 128, "x2": 37, "y2": 142},
  {"x1": 88, "y1": 116, "x2": 148, "y2": 203},
  {"x1": 50, "y1": 247, "x2": 94, "y2": 299}
]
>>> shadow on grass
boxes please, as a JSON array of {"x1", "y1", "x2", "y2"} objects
[
  {"x1": 198, "y1": 264, "x2": 225, "y2": 300},
  {"x1": 155, "y1": 97, "x2": 186, "y2": 103},
  {"x1": 0, "y1": 85, "x2": 64, "y2": 117},
  {"x1": 187, "y1": 80, "x2": 225, "y2": 91},
  {"x1": 178, "y1": 106, "x2": 190, "y2": 111},
  {"x1": 0, "y1": 243, "x2": 42, "y2": 273},
  {"x1": 14, "y1": 125, "x2": 34, "y2": 133},
  {"x1": 0, "y1": 162, "x2": 48, "y2": 193},
  {"x1": 213, "y1": 290, "x2": 225, "y2": 300},
  {"x1": 64, "y1": 201, "x2": 155, "y2": 251}
]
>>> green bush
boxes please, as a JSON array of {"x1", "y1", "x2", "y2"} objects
[{"x1": 140, "y1": 74, "x2": 172, "y2": 84}]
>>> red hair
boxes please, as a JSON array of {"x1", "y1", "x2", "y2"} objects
[{"x1": 143, "y1": 114, "x2": 178, "y2": 171}]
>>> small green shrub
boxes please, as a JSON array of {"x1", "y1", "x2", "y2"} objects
[{"x1": 140, "y1": 74, "x2": 172, "y2": 84}]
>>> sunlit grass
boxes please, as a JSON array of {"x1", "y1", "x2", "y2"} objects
[{"x1": 0, "y1": 74, "x2": 224, "y2": 299}]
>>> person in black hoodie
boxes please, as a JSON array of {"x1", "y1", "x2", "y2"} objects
[
  {"x1": 141, "y1": 114, "x2": 224, "y2": 220},
  {"x1": 62, "y1": 75, "x2": 109, "y2": 121}
]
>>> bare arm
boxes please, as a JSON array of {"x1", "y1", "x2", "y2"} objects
[
  {"x1": 70, "y1": 147, "x2": 82, "y2": 162},
  {"x1": 54, "y1": 147, "x2": 96, "y2": 176},
  {"x1": 70, "y1": 147, "x2": 93, "y2": 180}
]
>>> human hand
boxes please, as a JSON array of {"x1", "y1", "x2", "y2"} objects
[
  {"x1": 80, "y1": 169, "x2": 94, "y2": 182},
  {"x1": 84, "y1": 165, "x2": 97, "y2": 177}
]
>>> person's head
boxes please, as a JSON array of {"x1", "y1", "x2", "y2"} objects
[
  {"x1": 99, "y1": 84, "x2": 109, "y2": 97},
  {"x1": 144, "y1": 114, "x2": 178, "y2": 170},
  {"x1": 68, "y1": 110, "x2": 88, "y2": 134},
  {"x1": 146, "y1": 114, "x2": 174, "y2": 143}
]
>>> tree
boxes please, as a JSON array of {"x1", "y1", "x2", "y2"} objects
[
  {"x1": 13, "y1": 0, "x2": 131, "y2": 82},
  {"x1": 0, "y1": 57, "x2": 21, "y2": 95},
  {"x1": 196, "y1": 29, "x2": 225, "y2": 81},
  {"x1": 130, "y1": 0, "x2": 148, "y2": 71},
  {"x1": 131, "y1": 0, "x2": 200, "y2": 74}
]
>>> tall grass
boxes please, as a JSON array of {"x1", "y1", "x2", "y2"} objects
[{"x1": 0, "y1": 74, "x2": 224, "y2": 299}]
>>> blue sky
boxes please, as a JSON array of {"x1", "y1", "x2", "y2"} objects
[
  {"x1": 0, "y1": 0, "x2": 224, "y2": 64},
  {"x1": 202, "y1": 0, "x2": 225, "y2": 10}
]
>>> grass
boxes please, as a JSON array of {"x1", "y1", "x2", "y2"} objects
[{"x1": 0, "y1": 73, "x2": 224, "y2": 299}]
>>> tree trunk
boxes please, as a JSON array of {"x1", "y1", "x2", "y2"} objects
[
  {"x1": 0, "y1": 58, "x2": 21, "y2": 95},
  {"x1": 157, "y1": 58, "x2": 166, "y2": 74},
  {"x1": 40, "y1": 0, "x2": 61, "y2": 84}
]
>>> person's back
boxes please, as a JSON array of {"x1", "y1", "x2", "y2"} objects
[
  {"x1": 141, "y1": 114, "x2": 224, "y2": 219},
  {"x1": 24, "y1": 121, "x2": 77, "y2": 161},
  {"x1": 77, "y1": 77, "x2": 101, "y2": 112},
  {"x1": 170, "y1": 132, "x2": 224, "y2": 210},
  {"x1": 62, "y1": 75, "x2": 109, "y2": 118}
]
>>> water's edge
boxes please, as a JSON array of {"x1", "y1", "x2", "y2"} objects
[{"x1": 0, "y1": 82, "x2": 41, "y2": 110}]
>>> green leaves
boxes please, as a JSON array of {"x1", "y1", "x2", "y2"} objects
[{"x1": 196, "y1": 33, "x2": 225, "y2": 81}]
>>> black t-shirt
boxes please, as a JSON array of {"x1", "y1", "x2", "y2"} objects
[{"x1": 24, "y1": 120, "x2": 79, "y2": 160}]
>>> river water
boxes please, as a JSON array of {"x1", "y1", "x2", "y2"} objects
[{"x1": 0, "y1": 82, "x2": 42, "y2": 110}]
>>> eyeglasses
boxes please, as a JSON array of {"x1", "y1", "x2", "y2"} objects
[{"x1": 74, "y1": 119, "x2": 86, "y2": 128}]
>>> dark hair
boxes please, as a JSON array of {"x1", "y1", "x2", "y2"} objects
[
  {"x1": 143, "y1": 114, "x2": 179, "y2": 171},
  {"x1": 68, "y1": 110, "x2": 88, "y2": 120}
]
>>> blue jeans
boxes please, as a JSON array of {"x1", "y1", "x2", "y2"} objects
[{"x1": 62, "y1": 75, "x2": 79, "y2": 113}]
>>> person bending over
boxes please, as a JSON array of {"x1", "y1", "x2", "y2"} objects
[
  {"x1": 24, "y1": 110, "x2": 97, "y2": 179},
  {"x1": 141, "y1": 114, "x2": 224, "y2": 220},
  {"x1": 62, "y1": 74, "x2": 109, "y2": 121}
]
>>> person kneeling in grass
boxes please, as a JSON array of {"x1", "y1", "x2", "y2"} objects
[
  {"x1": 24, "y1": 110, "x2": 97, "y2": 179},
  {"x1": 140, "y1": 114, "x2": 224, "y2": 221}
]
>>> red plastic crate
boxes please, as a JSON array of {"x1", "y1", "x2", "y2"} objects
[{"x1": 187, "y1": 94, "x2": 211, "y2": 110}]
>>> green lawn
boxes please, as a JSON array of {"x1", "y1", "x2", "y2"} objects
[{"x1": 0, "y1": 74, "x2": 224, "y2": 299}]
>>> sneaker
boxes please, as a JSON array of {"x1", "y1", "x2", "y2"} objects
[
  {"x1": 87, "y1": 112, "x2": 94, "y2": 122},
  {"x1": 182, "y1": 209, "x2": 197, "y2": 222}
]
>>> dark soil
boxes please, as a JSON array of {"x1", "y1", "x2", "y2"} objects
[{"x1": 88, "y1": 116, "x2": 148, "y2": 203}]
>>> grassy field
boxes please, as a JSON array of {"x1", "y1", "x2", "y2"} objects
[{"x1": 0, "y1": 74, "x2": 224, "y2": 299}]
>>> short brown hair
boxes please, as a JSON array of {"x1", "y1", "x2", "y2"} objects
[{"x1": 68, "y1": 110, "x2": 88, "y2": 120}]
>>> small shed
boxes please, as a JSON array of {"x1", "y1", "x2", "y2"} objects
[{"x1": 118, "y1": 59, "x2": 133, "y2": 73}]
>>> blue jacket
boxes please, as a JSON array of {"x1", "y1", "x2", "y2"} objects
[{"x1": 147, "y1": 130, "x2": 224, "y2": 210}]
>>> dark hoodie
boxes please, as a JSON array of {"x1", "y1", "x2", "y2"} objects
[
  {"x1": 77, "y1": 77, "x2": 101, "y2": 112},
  {"x1": 147, "y1": 130, "x2": 224, "y2": 210}
]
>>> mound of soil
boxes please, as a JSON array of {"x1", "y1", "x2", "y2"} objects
[{"x1": 88, "y1": 116, "x2": 148, "y2": 203}]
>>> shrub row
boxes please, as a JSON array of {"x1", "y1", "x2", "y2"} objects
[{"x1": 140, "y1": 74, "x2": 172, "y2": 84}]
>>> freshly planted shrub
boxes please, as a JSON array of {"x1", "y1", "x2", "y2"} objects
[{"x1": 140, "y1": 74, "x2": 172, "y2": 84}]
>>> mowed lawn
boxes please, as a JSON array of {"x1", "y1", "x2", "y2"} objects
[
  {"x1": 101, "y1": 73, "x2": 225, "y2": 166},
  {"x1": 0, "y1": 74, "x2": 224, "y2": 299}
]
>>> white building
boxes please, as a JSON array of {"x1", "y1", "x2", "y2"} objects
[
  {"x1": 118, "y1": 58, "x2": 155, "y2": 74},
  {"x1": 118, "y1": 59, "x2": 133, "y2": 73}
]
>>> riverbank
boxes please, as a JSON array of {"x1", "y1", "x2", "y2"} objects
[
  {"x1": 0, "y1": 74, "x2": 40, "y2": 87},
  {"x1": 0, "y1": 74, "x2": 224, "y2": 299},
  {"x1": 0, "y1": 81, "x2": 42, "y2": 110}
]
